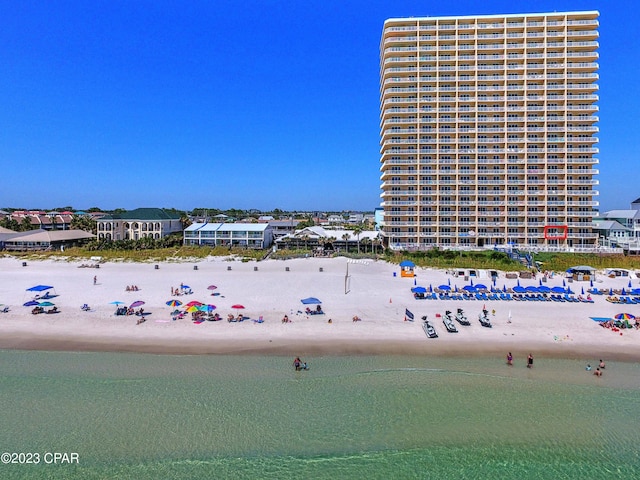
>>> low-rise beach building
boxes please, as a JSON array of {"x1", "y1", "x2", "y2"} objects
[
  {"x1": 275, "y1": 226, "x2": 382, "y2": 252},
  {"x1": 184, "y1": 223, "x2": 273, "y2": 249},
  {"x1": 1, "y1": 229, "x2": 95, "y2": 251},
  {"x1": 96, "y1": 208, "x2": 182, "y2": 241}
]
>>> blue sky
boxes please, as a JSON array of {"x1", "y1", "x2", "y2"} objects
[{"x1": 0, "y1": 1, "x2": 636, "y2": 212}]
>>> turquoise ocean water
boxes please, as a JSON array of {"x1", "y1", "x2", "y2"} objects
[{"x1": 0, "y1": 350, "x2": 639, "y2": 479}]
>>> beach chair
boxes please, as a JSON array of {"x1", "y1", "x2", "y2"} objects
[{"x1": 1, "y1": 306, "x2": 9, "y2": 313}]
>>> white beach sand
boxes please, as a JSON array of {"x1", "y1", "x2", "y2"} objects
[{"x1": 0, "y1": 256, "x2": 638, "y2": 360}]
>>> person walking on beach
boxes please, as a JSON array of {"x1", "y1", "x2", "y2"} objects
[
  {"x1": 93, "y1": 275, "x2": 97, "y2": 285},
  {"x1": 507, "y1": 352, "x2": 513, "y2": 366},
  {"x1": 527, "y1": 353, "x2": 534, "y2": 368}
]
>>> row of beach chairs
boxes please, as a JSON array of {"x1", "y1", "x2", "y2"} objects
[
  {"x1": 605, "y1": 296, "x2": 640, "y2": 304},
  {"x1": 415, "y1": 292, "x2": 593, "y2": 303}
]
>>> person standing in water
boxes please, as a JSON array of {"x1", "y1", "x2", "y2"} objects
[
  {"x1": 527, "y1": 353, "x2": 534, "y2": 368},
  {"x1": 506, "y1": 352, "x2": 513, "y2": 366}
]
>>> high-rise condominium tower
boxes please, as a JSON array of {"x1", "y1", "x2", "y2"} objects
[{"x1": 379, "y1": 11, "x2": 599, "y2": 250}]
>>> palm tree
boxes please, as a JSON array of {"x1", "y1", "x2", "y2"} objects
[
  {"x1": 342, "y1": 233, "x2": 351, "y2": 253},
  {"x1": 372, "y1": 237, "x2": 381, "y2": 255},
  {"x1": 301, "y1": 234, "x2": 310, "y2": 250},
  {"x1": 361, "y1": 237, "x2": 371, "y2": 255},
  {"x1": 353, "y1": 226, "x2": 363, "y2": 253}
]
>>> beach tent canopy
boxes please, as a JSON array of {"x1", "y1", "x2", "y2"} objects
[
  {"x1": 26, "y1": 285, "x2": 53, "y2": 292},
  {"x1": 301, "y1": 297, "x2": 322, "y2": 304},
  {"x1": 399, "y1": 260, "x2": 415, "y2": 267},
  {"x1": 566, "y1": 266, "x2": 596, "y2": 274}
]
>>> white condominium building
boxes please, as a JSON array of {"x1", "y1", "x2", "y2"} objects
[{"x1": 379, "y1": 11, "x2": 599, "y2": 250}]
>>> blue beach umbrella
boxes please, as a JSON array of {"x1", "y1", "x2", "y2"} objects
[
  {"x1": 475, "y1": 284, "x2": 487, "y2": 290},
  {"x1": 438, "y1": 285, "x2": 451, "y2": 291},
  {"x1": 552, "y1": 286, "x2": 566, "y2": 294},
  {"x1": 429, "y1": 284, "x2": 433, "y2": 293},
  {"x1": 411, "y1": 286, "x2": 427, "y2": 294},
  {"x1": 581, "y1": 287, "x2": 585, "y2": 295},
  {"x1": 562, "y1": 279, "x2": 566, "y2": 287},
  {"x1": 503, "y1": 285, "x2": 507, "y2": 292},
  {"x1": 301, "y1": 297, "x2": 322, "y2": 305},
  {"x1": 110, "y1": 301, "x2": 125, "y2": 306},
  {"x1": 513, "y1": 286, "x2": 526, "y2": 293},
  {"x1": 538, "y1": 286, "x2": 551, "y2": 293},
  {"x1": 463, "y1": 285, "x2": 477, "y2": 292},
  {"x1": 23, "y1": 300, "x2": 39, "y2": 307},
  {"x1": 525, "y1": 286, "x2": 538, "y2": 293},
  {"x1": 629, "y1": 280, "x2": 633, "y2": 289},
  {"x1": 590, "y1": 279, "x2": 594, "y2": 288}
]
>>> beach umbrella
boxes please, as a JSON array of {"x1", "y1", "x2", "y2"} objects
[
  {"x1": 411, "y1": 287, "x2": 427, "y2": 294},
  {"x1": 470, "y1": 278, "x2": 474, "y2": 286},
  {"x1": 609, "y1": 288, "x2": 613, "y2": 296},
  {"x1": 166, "y1": 300, "x2": 182, "y2": 307},
  {"x1": 438, "y1": 285, "x2": 451, "y2": 291},
  {"x1": 301, "y1": 297, "x2": 322, "y2": 304},
  {"x1": 130, "y1": 300, "x2": 145, "y2": 308},
  {"x1": 581, "y1": 287, "x2": 585, "y2": 295},
  {"x1": 38, "y1": 301, "x2": 55, "y2": 307},
  {"x1": 538, "y1": 285, "x2": 551, "y2": 293},
  {"x1": 181, "y1": 284, "x2": 190, "y2": 290},
  {"x1": 429, "y1": 284, "x2": 433, "y2": 293},
  {"x1": 26, "y1": 285, "x2": 53, "y2": 292},
  {"x1": 503, "y1": 285, "x2": 507, "y2": 292},
  {"x1": 552, "y1": 286, "x2": 566, "y2": 294},
  {"x1": 462, "y1": 285, "x2": 477, "y2": 292},
  {"x1": 629, "y1": 280, "x2": 633, "y2": 288},
  {"x1": 201, "y1": 304, "x2": 216, "y2": 312},
  {"x1": 231, "y1": 304, "x2": 245, "y2": 315},
  {"x1": 590, "y1": 279, "x2": 594, "y2": 288},
  {"x1": 562, "y1": 279, "x2": 566, "y2": 287},
  {"x1": 207, "y1": 285, "x2": 217, "y2": 290},
  {"x1": 23, "y1": 300, "x2": 39, "y2": 307},
  {"x1": 493, "y1": 278, "x2": 497, "y2": 287},
  {"x1": 621, "y1": 288, "x2": 626, "y2": 296},
  {"x1": 399, "y1": 260, "x2": 415, "y2": 267},
  {"x1": 186, "y1": 305, "x2": 200, "y2": 313},
  {"x1": 525, "y1": 286, "x2": 538, "y2": 293},
  {"x1": 513, "y1": 286, "x2": 526, "y2": 293},
  {"x1": 110, "y1": 301, "x2": 125, "y2": 306},
  {"x1": 614, "y1": 313, "x2": 635, "y2": 320},
  {"x1": 185, "y1": 300, "x2": 203, "y2": 307},
  {"x1": 475, "y1": 284, "x2": 487, "y2": 290}
]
